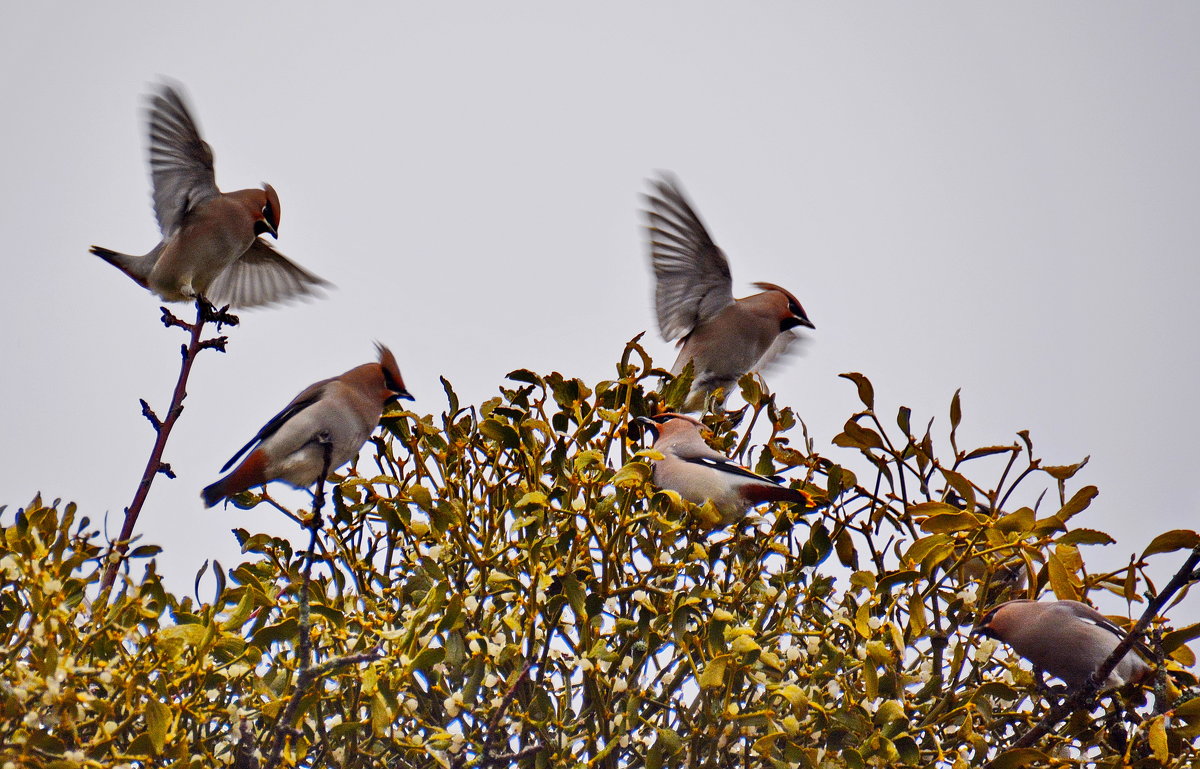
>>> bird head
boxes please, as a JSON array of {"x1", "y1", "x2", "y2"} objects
[
  {"x1": 971, "y1": 600, "x2": 1031, "y2": 640},
  {"x1": 634, "y1": 413, "x2": 705, "y2": 441},
  {"x1": 375, "y1": 343, "x2": 415, "y2": 403},
  {"x1": 254, "y1": 183, "x2": 281, "y2": 239},
  {"x1": 753, "y1": 282, "x2": 814, "y2": 331}
]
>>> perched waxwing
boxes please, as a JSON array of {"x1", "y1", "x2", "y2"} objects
[
  {"x1": 972, "y1": 599, "x2": 1152, "y2": 691},
  {"x1": 634, "y1": 413, "x2": 812, "y2": 526},
  {"x1": 91, "y1": 82, "x2": 329, "y2": 308},
  {"x1": 644, "y1": 174, "x2": 814, "y2": 411},
  {"x1": 202, "y1": 345, "x2": 412, "y2": 507},
  {"x1": 961, "y1": 555, "x2": 1029, "y2": 592}
]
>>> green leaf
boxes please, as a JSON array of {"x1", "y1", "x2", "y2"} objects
[
  {"x1": 920, "y1": 511, "x2": 985, "y2": 534},
  {"x1": 440, "y1": 375, "x2": 459, "y2": 414},
  {"x1": 611, "y1": 462, "x2": 652, "y2": 488},
  {"x1": 479, "y1": 418, "x2": 520, "y2": 448},
  {"x1": 833, "y1": 420, "x2": 884, "y2": 451},
  {"x1": 146, "y1": 698, "x2": 170, "y2": 754},
  {"x1": 698, "y1": 656, "x2": 728, "y2": 688},
  {"x1": 903, "y1": 534, "x2": 952, "y2": 565}
]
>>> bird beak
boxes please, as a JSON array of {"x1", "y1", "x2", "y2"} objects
[
  {"x1": 796, "y1": 317, "x2": 815, "y2": 330},
  {"x1": 396, "y1": 390, "x2": 415, "y2": 402},
  {"x1": 255, "y1": 219, "x2": 279, "y2": 239}
]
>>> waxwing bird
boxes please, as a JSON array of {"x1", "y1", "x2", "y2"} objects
[
  {"x1": 634, "y1": 413, "x2": 812, "y2": 526},
  {"x1": 202, "y1": 344, "x2": 413, "y2": 507},
  {"x1": 972, "y1": 599, "x2": 1152, "y2": 691},
  {"x1": 644, "y1": 174, "x2": 814, "y2": 411},
  {"x1": 91, "y1": 82, "x2": 330, "y2": 308}
]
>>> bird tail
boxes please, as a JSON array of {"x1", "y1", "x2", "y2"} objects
[
  {"x1": 90, "y1": 245, "x2": 152, "y2": 289},
  {"x1": 743, "y1": 483, "x2": 814, "y2": 509},
  {"x1": 201, "y1": 451, "x2": 267, "y2": 508}
]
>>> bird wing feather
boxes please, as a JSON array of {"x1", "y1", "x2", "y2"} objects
[
  {"x1": 219, "y1": 380, "x2": 332, "y2": 472},
  {"x1": 682, "y1": 455, "x2": 775, "y2": 484},
  {"x1": 1060, "y1": 601, "x2": 1155, "y2": 658},
  {"x1": 147, "y1": 84, "x2": 220, "y2": 238},
  {"x1": 206, "y1": 238, "x2": 331, "y2": 309},
  {"x1": 644, "y1": 175, "x2": 734, "y2": 341}
]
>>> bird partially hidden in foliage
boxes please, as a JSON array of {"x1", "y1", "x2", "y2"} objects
[
  {"x1": 634, "y1": 413, "x2": 813, "y2": 527},
  {"x1": 644, "y1": 174, "x2": 814, "y2": 412},
  {"x1": 91, "y1": 81, "x2": 330, "y2": 308},
  {"x1": 972, "y1": 599, "x2": 1153, "y2": 692},
  {"x1": 202, "y1": 344, "x2": 413, "y2": 507}
]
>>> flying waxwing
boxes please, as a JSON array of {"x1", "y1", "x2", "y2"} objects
[
  {"x1": 972, "y1": 599, "x2": 1152, "y2": 691},
  {"x1": 634, "y1": 413, "x2": 812, "y2": 526},
  {"x1": 202, "y1": 345, "x2": 413, "y2": 507},
  {"x1": 644, "y1": 174, "x2": 814, "y2": 411},
  {"x1": 91, "y1": 82, "x2": 329, "y2": 308}
]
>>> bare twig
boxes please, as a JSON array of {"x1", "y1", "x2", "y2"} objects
[
  {"x1": 233, "y1": 715, "x2": 261, "y2": 769},
  {"x1": 480, "y1": 663, "x2": 533, "y2": 764},
  {"x1": 265, "y1": 439, "x2": 381, "y2": 768},
  {"x1": 985, "y1": 544, "x2": 1200, "y2": 765},
  {"x1": 98, "y1": 298, "x2": 238, "y2": 595}
]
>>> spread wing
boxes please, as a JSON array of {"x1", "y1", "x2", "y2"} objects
[
  {"x1": 644, "y1": 174, "x2": 734, "y2": 342},
  {"x1": 206, "y1": 238, "x2": 332, "y2": 309},
  {"x1": 219, "y1": 379, "x2": 332, "y2": 472},
  {"x1": 147, "y1": 83, "x2": 219, "y2": 238},
  {"x1": 754, "y1": 329, "x2": 805, "y2": 375}
]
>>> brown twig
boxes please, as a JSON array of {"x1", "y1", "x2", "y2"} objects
[
  {"x1": 985, "y1": 544, "x2": 1200, "y2": 765},
  {"x1": 478, "y1": 662, "x2": 533, "y2": 766},
  {"x1": 265, "y1": 439, "x2": 382, "y2": 768},
  {"x1": 98, "y1": 298, "x2": 238, "y2": 595}
]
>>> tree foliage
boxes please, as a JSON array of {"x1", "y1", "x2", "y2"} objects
[{"x1": 2, "y1": 339, "x2": 1199, "y2": 768}]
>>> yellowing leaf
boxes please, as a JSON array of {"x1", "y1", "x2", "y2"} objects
[
  {"x1": 1149, "y1": 715, "x2": 1168, "y2": 763},
  {"x1": 698, "y1": 657, "x2": 728, "y2": 689},
  {"x1": 920, "y1": 511, "x2": 985, "y2": 534},
  {"x1": 1143, "y1": 529, "x2": 1200, "y2": 558},
  {"x1": 1056, "y1": 485, "x2": 1098, "y2": 522},
  {"x1": 988, "y1": 748, "x2": 1052, "y2": 769},
  {"x1": 1047, "y1": 554, "x2": 1079, "y2": 601},
  {"x1": 610, "y1": 462, "x2": 652, "y2": 488},
  {"x1": 839, "y1": 372, "x2": 875, "y2": 409},
  {"x1": 145, "y1": 699, "x2": 170, "y2": 754}
]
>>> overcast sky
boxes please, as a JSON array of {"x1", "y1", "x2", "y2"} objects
[{"x1": 2, "y1": 4, "x2": 1197, "y2": 620}]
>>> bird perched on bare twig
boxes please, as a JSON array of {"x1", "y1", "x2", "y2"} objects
[
  {"x1": 202, "y1": 344, "x2": 413, "y2": 507},
  {"x1": 91, "y1": 82, "x2": 329, "y2": 308},
  {"x1": 972, "y1": 599, "x2": 1152, "y2": 691},
  {"x1": 644, "y1": 174, "x2": 814, "y2": 411},
  {"x1": 634, "y1": 413, "x2": 812, "y2": 526}
]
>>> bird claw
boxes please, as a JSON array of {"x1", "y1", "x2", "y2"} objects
[{"x1": 196, "y1": 296, "x2": 239, "y2": 328}]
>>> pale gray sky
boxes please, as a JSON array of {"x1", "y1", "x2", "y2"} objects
[{"x1": 2, "y1": 4, "x2": 1198, "y2": 617}]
